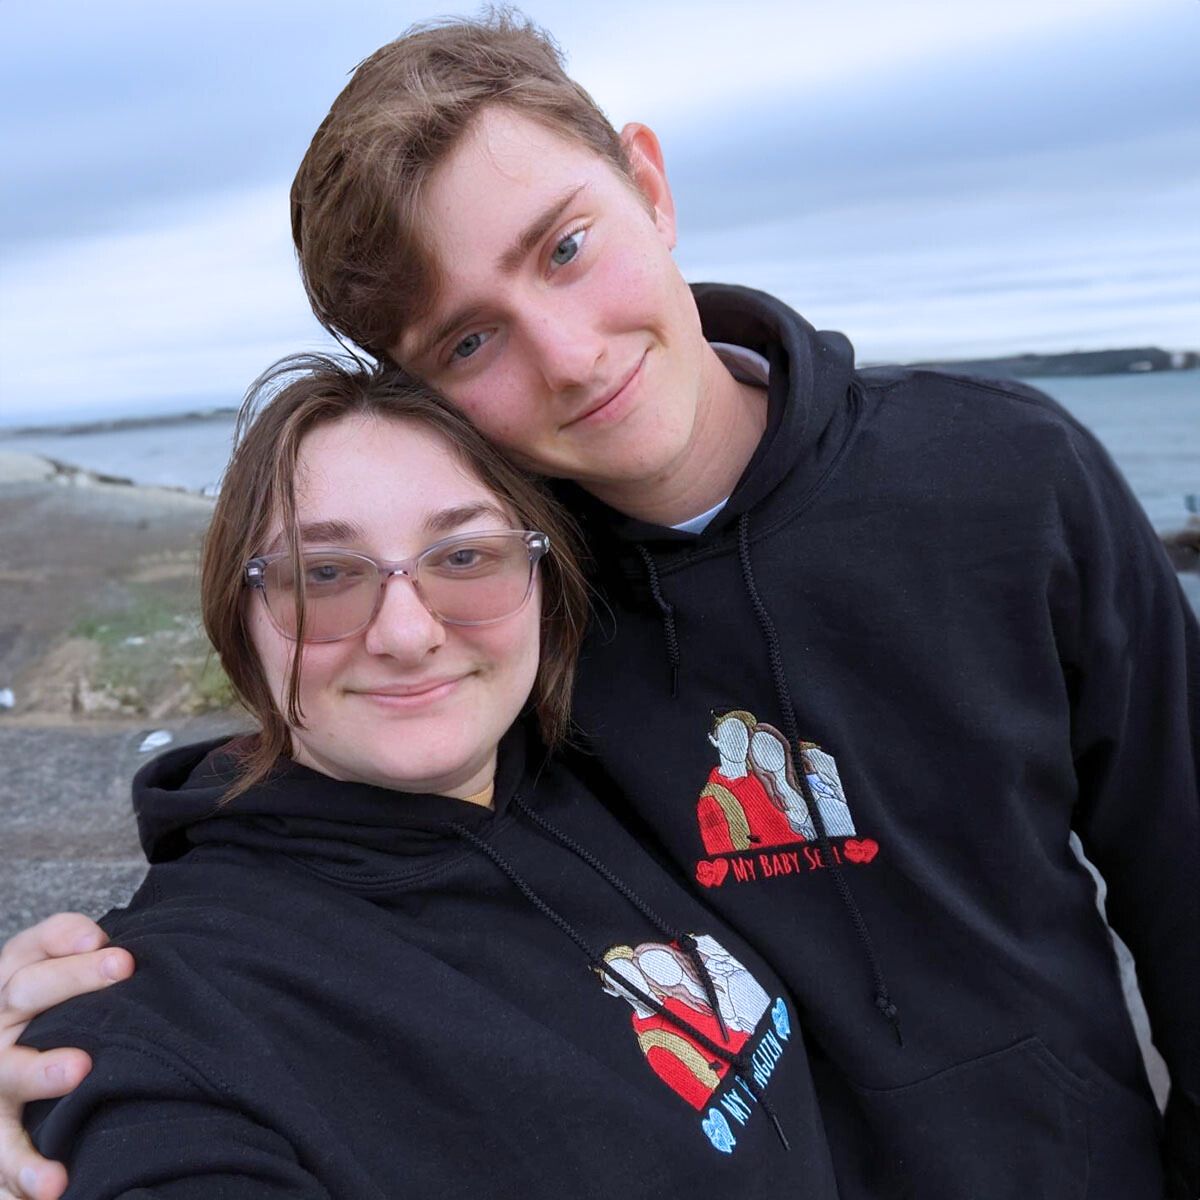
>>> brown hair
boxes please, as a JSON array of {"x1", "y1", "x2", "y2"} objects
[
  {"x1": 291, "y1": 8, "x2": 631, "y2": 357},
  {"x1": 201, "y1": 352, "x2": 590, "y2": 797}
]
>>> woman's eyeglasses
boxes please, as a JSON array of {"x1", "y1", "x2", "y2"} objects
[{"x1": 244, "y1": 529, "x2": 549, "y2": 643}]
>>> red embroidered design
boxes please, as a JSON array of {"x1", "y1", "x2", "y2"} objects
[
  {"x1": 695, "y1": 859, "x2": 729, "y2": 888},
  {"x1": 843, "y1": 838, "x2": 879, "y2": 864},
  {"x1": 694, "y1": 709, "x2": 878, "y2": 883},
  {"x1": 599, "y1": 936, "x2": 771, "y2": 1110}
]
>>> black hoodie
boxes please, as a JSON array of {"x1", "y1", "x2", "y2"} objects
[
  {"x1": 566, "y1": 284, "x2": 1199, "y2": 1198},
  {"x1": 23, "y1": 725, "x2": 839, "y2": 1198}
]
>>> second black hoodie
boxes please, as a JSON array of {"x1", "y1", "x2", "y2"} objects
[
  {"x1": 23, "y1": 725, "x2": 837, "y2": 1199},
  {"x1": 564, "y1": 284, "x2": 1198, "y2": 1198}
]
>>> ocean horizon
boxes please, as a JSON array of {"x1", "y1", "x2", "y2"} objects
[{"x1": 2, "y1": 369, "x2": 1196, "y2": 533}]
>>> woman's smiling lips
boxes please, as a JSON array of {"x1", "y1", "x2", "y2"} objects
[
  {"x1": 565, "y1": 351, "x2": 648, "y2": 429},
  {"x1": 350, "y1": 675, "x2": 471, "y2": 709}
]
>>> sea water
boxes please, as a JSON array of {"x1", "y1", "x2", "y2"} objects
[
  {"x1": 1036, "y1": 371, "x2": 1197, "y2": 533},
  {"x1": 1, "y1": 371, "x2": 1195, "y2": 528},
  {"x1": 0, "y1": 410, "x2": 239, "y2": 495}
]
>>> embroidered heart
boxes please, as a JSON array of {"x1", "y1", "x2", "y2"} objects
[
  {"x1": 843, "y1": 838, "x2": 879, "y2": 865},
  {"x1": 702, "y1": 1107, "x2": 736, "y2": 1154},
  {"x1": 695, "y1": 858, "x2": 730, "y2": 888}
]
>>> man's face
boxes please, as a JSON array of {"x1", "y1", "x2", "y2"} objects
[{"x1": 395, "y1": 107, "x2": 711, "y2": 493}]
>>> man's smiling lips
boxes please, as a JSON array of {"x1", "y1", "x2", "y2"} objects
[{"x1": 564, "y1": 351, "x2": 648, "y2": 429}]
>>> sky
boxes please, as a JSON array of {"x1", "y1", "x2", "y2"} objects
[{"x1": 1, "y1": 0, "x2": 1197, "y2": 424}]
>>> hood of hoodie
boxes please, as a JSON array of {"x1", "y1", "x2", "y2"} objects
[
  {"x1": 133, "y1": 722, "x2": 532, "y2": 872},
  {"x1": 555, "y1": 283, "x2": 857, "y2": 566}
]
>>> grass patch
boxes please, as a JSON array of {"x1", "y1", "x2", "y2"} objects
[
  {"x1": 191, "y1": 653, "x2": 238, "y2": 711},
  {"x1": 70, "y1": 589, "x2": 188, "y2": 647},
  {"x1": 69, "y1": 585, "x2": 237, "y2": 715}
]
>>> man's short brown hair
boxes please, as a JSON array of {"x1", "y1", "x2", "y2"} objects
[{"x1": 291, "y1": 10, "x2": 630, "y2": 359}]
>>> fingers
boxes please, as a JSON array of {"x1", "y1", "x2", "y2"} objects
[
  {"x1": 0, "y1": 950, "x2": 133, "y2": 1039},
  {"x1": 0, "y1": 1124, "x2": 68, "y2": 1200},
  {"x1": 0, "y1": 1047, "x2": 78, "y2": 1200},
  {"x1": 0, "y1": 917, "x2": 120, "y2": 1200},
  {"x1": 0, "y1": 916, "x2": 109, "y2": 985},
  {"x1": 0, "y1": 1048, "x2": 93, "y2": 1106}
]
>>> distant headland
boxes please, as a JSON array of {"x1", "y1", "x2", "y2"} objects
[
  {"x1": 904, "y1": 347, "x2": 1199, "y2": 379},
  {"x1": 0, "y1": 406, "x2": 239, "y2": 439}
]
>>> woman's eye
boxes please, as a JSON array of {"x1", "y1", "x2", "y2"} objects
[
  {"x1": 550, "y1": 229, "x2": 585, "y2": 268},
  {"x1": 450, "y1": 330, "x2": 490, "y2": 361},
  {"x1": 445, "y1": 549, "x2": 482, "y2": 568},
  {"x1": 305, "y1": 562, "x2": 352, "y2": 586}
]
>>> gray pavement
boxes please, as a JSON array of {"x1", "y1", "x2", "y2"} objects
[{"x1": 0, "y1": 713, "x2": 244, "y2": 944}]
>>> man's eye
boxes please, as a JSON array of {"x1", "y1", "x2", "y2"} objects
[
  {"x1": 550, "y1": 229, "x2": 585, "y2": 268},
  {"x1": 451, "y1": 331, "x2": 490, "y2": 361}
]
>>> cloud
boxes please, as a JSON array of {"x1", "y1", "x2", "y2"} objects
[
  {"x1": 660, "y1": 2, "x2": 1199, "y2": 229},
  {"x1": 4, "y1": 0, "x2": 1179, "y2": 249},
  {"x1": 0, "y1": 184, "x2": 334, "y2": 418},
  {"x1": 1, "y1": 0, "x2": 1196, "y2": 419}
]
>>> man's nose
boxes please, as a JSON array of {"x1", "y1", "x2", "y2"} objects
[
  {"x1": 523, "y1": 299, "x2": 605, "y2": 392},
  {"x1": 362, "y1": 574, "x2": 446, "y2": 661}
]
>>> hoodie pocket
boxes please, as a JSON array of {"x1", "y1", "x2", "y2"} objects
[{"x1": 837, "y1": 1037, "x2": 1095, "y2": 1200}]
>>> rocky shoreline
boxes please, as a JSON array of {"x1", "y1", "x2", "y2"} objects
[
  {"x1": 0, "y1": 451, "x2": 230, "y2": 725},
  {"x1": 0, "y1": 450, "x2": 251, "y2": 942}
]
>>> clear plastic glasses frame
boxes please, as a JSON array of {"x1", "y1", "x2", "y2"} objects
[{"x1": 244, "y1": 529, "x2": 549, "y2": 643}]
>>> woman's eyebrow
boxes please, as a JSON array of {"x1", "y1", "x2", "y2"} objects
[
  {"x1": 262, "y1": 519, "x2": 364, "y2": 554},
  {"x1": 423, "y1": 503, "x2": 511, "y2": 537}
]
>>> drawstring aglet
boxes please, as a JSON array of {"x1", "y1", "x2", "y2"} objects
[
  {"x1": 761, "y1": 1098, "x2": 791, "y2": 1152},
  {"x1": 733, "y1": 1056, "x2": 791, "y2": 1152}
]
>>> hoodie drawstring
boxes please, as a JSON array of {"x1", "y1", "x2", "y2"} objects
[
  {"x1": 449, "y1": 808, "x2": 790, "y2": 1150},
  {"x1": 735, "y1": 513, "x2": 903, "y2": 1047},
  {"x1": 512, "y1": 796, "x2": 730, "y2": 1043},
  {"x1": 636, "y1": 545, "x2": 680, "y2": 698}
]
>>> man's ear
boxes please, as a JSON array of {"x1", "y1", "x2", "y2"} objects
[{"x1": 619, "y1": 122, "x2": 677, "y2": 250}]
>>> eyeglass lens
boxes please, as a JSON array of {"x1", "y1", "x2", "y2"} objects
[{"x1": 260, "y1": 532, "x2": 538, "y2": 642}]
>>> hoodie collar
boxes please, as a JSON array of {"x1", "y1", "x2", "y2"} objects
[
  {"x1": 557, "y1": 283, "x2": 855, "y2": 549},
  {"x1": 133, "y1": 722, "x2": 533, "y2": 869}
]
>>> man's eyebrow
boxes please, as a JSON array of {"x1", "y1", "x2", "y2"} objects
[
  {"x1": 498, "y1": 185, "x2": 585, "y2": 274},
  {"x1": 261, "y1": 519, "x2": 364, "y2": 555},
  {"x1": 409, "y1": 185, "x2": 586, "y2": 365},
  {"x1": 414, "y1": 305, "x2": 487, "y2": 366},
  {"x1": 424, "y1": 502, "x2": 512, "y2": 538}
]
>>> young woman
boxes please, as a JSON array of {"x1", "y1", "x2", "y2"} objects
[{"x1": 17, "y1": 355, "x2": 836, "y2": 1198}]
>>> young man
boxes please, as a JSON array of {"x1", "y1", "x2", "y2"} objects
[{"x1": 3, "y1": 13, "x2": 1198, "y2": 1199}]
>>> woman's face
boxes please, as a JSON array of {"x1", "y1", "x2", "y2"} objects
[{"x1": 247, "y1": 414, "x2": 541, "y2": 798}]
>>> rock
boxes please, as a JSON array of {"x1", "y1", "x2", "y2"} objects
[
  {"x1": 1161, "y1": 526, "x2": 1200, "y2": 573},
  {"x1": 0, "y1": 451, "x2": 57, "y2": 484}
]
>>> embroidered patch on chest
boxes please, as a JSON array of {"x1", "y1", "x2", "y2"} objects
[
  {"x1": 693, "y1": 709, "x2": 880, "y2": 887},
  {"x1": 596, "y1": 934, "x2": 792, "y2": 1153}
]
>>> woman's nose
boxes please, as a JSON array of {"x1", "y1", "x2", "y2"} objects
[{"x1": 361, "y1": 574, "x2": 446, "y2": 660}]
